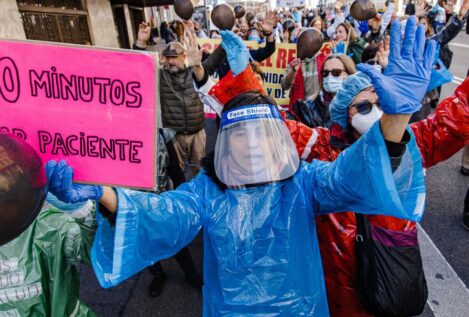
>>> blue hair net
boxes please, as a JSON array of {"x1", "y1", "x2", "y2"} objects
[{"x1": 329, "y1": 72, "x2": 372, "y2": 128}]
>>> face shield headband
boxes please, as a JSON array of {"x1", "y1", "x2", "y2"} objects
[{"x1": 215, "y1": 104, "x2": 300, "y2": 188}]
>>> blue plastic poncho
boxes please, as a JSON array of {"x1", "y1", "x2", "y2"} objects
[{"x1": 91, "y1": 121, "x2": 425, "y2": 316}]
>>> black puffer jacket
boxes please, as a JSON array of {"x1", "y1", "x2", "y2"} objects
[
  {"x1": 158, "y1": 45, "x2": 226, "y2": 134},
  {"x1": 160, "y1": 68, "x2": 204, "y2": 134}
]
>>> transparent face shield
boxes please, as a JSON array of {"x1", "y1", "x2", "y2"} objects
[{"x1": 215, "y1": 104, "x2": 300, "y2": 188}]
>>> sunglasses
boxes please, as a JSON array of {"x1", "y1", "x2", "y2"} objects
[
  {"x1": 350, "y1": 100, "x2": 379, "y2": 115},
  {"x1": 321, "y1": 69, "x2": 345, "y2": 77},
  {"x1": 366, "y1": 60, "x2": 379, "y2": 65}
]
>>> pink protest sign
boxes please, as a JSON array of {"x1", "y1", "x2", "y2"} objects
[{"x1": 0, "y1": 39, "x2": 158, "y2": 189}]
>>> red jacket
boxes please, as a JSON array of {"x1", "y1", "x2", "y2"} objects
[{"x1": 286, "y1": 77, "x2": 469, "y2": 317}]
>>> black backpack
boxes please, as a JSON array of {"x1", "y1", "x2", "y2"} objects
[{"x1": 355, "y1": 213, "x2": 428, "y2": 317}]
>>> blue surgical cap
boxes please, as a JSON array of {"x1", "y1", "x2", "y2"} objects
[{"x1": 329, "y1": 72, "x2": 372, "y2": 128}]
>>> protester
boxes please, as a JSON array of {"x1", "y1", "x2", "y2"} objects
[
  {"x1": 0, "y1": 132, "x2": 96, "y2": 316},
  {"x1": 160, "y1": 21, "x2": 176, "y2": 44},
  {"x1": 310, "y1": 16, "x2": 328, "y2": 40},
  {"x1": 281, "y1": 29, "x2": 329, "y2": 116},
  {"x1": 413, "y1": 1, "x2": 468, "y2": 121},
  {"x1": 431, "y1": 0, "x2": 448, "y2": 32},
  {"x1": 47, "y1": 19, "x2": 435, "y2": 315},
  {"x1": 331, "y1": 22, "x2": 366, "y2": 64},
  {"x1": 287, "y1": 54, "x2": 356, "y2": 128},
  {"x1": 135, "y1": 21, "x2": 225, "y2": 175},
  {"x1": 284, "y1": 65, "x2": 469, "y2": 317},
  {"x1": 217, "y1": 11, "x2": 277, "y2": 80}
]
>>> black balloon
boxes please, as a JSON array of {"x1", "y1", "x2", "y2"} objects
[
  {"x1": 0, "y1": 133, "x2": 47, "y2": 246},
  {"x1": 350, "y1": 0, "x2": 377, "y2": 21},
  {"x1": 297, "y1": 28, "x2": 324, "y2": 59},
  {"x1": 283, "y1": 19, "x2": 296, "y2": 33},
  {"x1": 174, "y1": 0, "x2": 194, "y2": 20},
  {"x1": 211, "y1": 4, "x2": 236, "y2": 30},
  {"x1": 234, "y1": 5, "x2": 246, "y2": 19}
]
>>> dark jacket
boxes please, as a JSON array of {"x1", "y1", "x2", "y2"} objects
[
  {"x1": 159, "y1": 45, "x2": 226, "y2": 134},
  {"x1": 347, "y1": 38, "x2": 366, "y2": 65},
  {"x1": 430, "y1": 13, "x2": 467, "y2": 68},
  {"x1": 217, "y1": 39, "x2": 276, "y2": 79},
  {"x1": 161, "y1": 28, "x2": 176, "y2": 44}
]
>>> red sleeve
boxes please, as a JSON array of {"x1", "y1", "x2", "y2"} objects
[
  {"x1": 285, "y1": 119, "x2": 340, "y2": 162},
  {"x1": 411, "y1": 77, "x2": 469, "y2": 168}
]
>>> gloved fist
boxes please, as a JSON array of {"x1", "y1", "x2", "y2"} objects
[
  {"x1": 356, "y1": 16, "x2": 436, "y2": 114},
  {"x1": 220, "y1": 30, "x2": 250, "y2": 76},
  {"x1": 46, "y1": 160, "x2": 103, "y2": 204}
]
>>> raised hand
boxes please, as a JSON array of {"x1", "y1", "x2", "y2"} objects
[
  {"x1": 46, "y1": 160, "x2": 103, "y2": 204},
  {"x1": 357, "y1": 16, "x2": 436, "y2": 114},
  {"x1": 137, "y1": 22, "x2": 151, "y2": 46},
  {"x1": 220, "y1": 30, "x2": 250, "y2": 76},
  {"x1": 415, "y1": 0, "x2": 430, "y2": 17},
  {"x1": 183, "y1": 26, "x2": 203, "y2": 67},
  {"x1": 376, "y1": 35, "x2": 390, "y2": 68},
  {"x1": 443, "y1": 0, "x2": 455, "y2": 13},
  {"x1": 259, "y1": 11, "x2": 276, "y2": 34}
]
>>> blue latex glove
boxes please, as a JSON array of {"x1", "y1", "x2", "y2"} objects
[
  {"x1": 356, "y1": 16, "x2": 436, "y2": 114},
  {"x1": 332, "y1": 41, "x2": 347, "y2": 54},
  {"x1": 220, "y1": 30, "x2": 250, "y2": 76},
  {"x1": 46, "y1": 160, "x2": 103, "y2": 204},
  {"x1": 358, "y1": 21, "x2": 369, "y2": 34}
]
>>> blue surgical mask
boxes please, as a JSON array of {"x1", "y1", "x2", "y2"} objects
[{"x1": 323, "y1": 76, "x2": 344, "y2": 94}]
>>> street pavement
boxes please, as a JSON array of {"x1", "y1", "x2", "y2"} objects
[{"x1": 79, "y1": 29, "x2": 469, "y2": 317}]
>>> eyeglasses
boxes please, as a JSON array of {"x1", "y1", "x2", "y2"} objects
[
  {"x1": 350, "y1": 100, "x2": 379, "y2": 115},
  {"x1": 321, "y1": 69, "x2": 346, "y2": 77},
  {"x1": 366, "y1": 60, "x2": 378, "y2": 65}
]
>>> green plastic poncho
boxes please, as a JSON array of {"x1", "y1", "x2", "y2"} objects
[{"x1": 0, "y1": 200, "x2": 96, "y2": 317}]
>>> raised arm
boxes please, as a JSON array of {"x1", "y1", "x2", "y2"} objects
[
  {"x1": 305, "y1": 17, "x2": 436, "y2": 222},
  {"x1": 358, "y1": 16, "x2": 436, "y2": 143},
  {"x1": 411, "y1": 77, "x2": 469, "y2": 168},
  {"x1": 46, "y1": 160, "x2": 205, "y2": 288}
]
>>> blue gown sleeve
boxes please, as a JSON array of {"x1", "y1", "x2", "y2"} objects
[
  {"x1": 90, "y1": 174, "x2": 207, "y2": 288},
  {"x1": 305, "y1": 121, "x2": 426, "y2": 222}
]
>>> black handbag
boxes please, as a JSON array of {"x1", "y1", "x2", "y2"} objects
[{"x1": 355, "y1": 213, "x2": 428, "y2": 317}]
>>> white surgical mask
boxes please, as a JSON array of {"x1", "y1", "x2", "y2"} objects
[
  {"x1": 372, "y1": 64, "x2": 383, "y2": 73},
  {"x1": 323, "y1": 76, "x2": 344, "y2": 94},
  {"x1": 351, "y1": 106, "x2": 383, "y2": 135}
]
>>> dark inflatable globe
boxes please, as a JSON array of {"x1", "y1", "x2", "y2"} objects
[
  {"x1": 211, "y1": 4, "x2": 236, "y2": 30},
  {"x1": 297, "y1": 28, "x2": 324, "y2": 59},
  {"x1": 174, "y1": 0, "x2": 194, "y2": 20},
  {"x1": 0, "y1": 132, "x2": 47, "y2": 246},
  {"x1": 350, "y1": 0, "x2": 377, "y2": 21},
  {"x1": 234, "y1": 5, "x2": 246, "y2": 19}
]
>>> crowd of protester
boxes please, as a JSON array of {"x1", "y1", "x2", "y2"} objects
[{"x1": 1, "y1": 0, "x2": 468, "y2": 316}]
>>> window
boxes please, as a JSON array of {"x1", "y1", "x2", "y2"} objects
[{"x1": 17, "y1": 0, "x2": 92, "y2": 45}]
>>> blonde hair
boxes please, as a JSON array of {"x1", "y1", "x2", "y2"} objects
[
  {"x1": 322, "y1": 54, "x2": 356, "y2": 75},
  {"x1": 337, "y1": 22, "x2": 357, "y2": 43}
]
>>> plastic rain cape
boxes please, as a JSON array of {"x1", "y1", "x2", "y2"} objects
[
  {"x1": 91, "y1": 121, "x2": 425, "y2": 316},
  {"x1": 215, "y1": 104, "x2": 300, "y2": 187}
]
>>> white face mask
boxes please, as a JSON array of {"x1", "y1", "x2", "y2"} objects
[
  {"x1": 371, "y1": 64, "x2": 383, "y2": 73},
  {"x1": 351, "y1": 106, "x2": 383, "y2": 135},
  {"x1": 323, "y1": 76, "x2": 344, "y2": 94}
]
